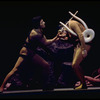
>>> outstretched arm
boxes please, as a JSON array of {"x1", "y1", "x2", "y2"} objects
[
  {"x1": 40, "y1": 32, "x2": 60, "y2": 46},
  {"x1": 85, "y1": 75, "x2": 100, "y2": 83}
]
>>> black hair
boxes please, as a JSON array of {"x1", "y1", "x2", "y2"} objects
[{"x1": 32, "y1": 16, "x2": 42, "y2": 29}]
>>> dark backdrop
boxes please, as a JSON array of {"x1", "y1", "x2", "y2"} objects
[{"x1": 0, "y1": 0, "x2": 100, "y2": 85}]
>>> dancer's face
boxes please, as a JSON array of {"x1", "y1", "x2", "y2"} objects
[{"x1": 40, "y1": 19, "x2": 45, "y2": 28}]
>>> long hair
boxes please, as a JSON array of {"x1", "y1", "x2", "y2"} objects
[{"x1": 32, "y1": 16, "x2": 42, "y2": 29}]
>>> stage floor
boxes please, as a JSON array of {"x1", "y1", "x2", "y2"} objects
[{"x1": 0, "y1": 87, "x2": 100, "y2": 99}]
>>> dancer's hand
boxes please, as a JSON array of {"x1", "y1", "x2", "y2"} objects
[{"x1": 82, "y1": 49, "x2": 87, "y2": 58}]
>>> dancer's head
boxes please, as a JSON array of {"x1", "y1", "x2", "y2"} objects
[{"x1": 32, "y1": 16, "x2": 45, "y2": 29}]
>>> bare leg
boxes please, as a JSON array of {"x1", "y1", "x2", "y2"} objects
[
  {"x1": 72, "y1": 44, "x2": 91, "y2": 89},
  {"x1": 0, "y1": 56, "x2": 25, "y2": 92},
  {"x1": 72, "y1": 47, "x2": 85, "y2": 84},
  {"x1": 31, "y1": 54, "x2": 51, "y2": 90}
]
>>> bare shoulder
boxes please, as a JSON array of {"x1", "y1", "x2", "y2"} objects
[
  {"x1": 69, "y1": 20, "x2": 78, "y2": 25},
  {"x1": 68, "y1": 20, "x2": 79, "y2": 28},
  {"x1": 29, "y1": 29, "x2": 38, "y2": 40},
  {"x1": 30, "y1": 29, "x2": 38, "y2": 36}
]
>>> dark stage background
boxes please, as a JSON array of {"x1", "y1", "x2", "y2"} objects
[{"x1": 0, "y1": 0, "x2": 100, "y2": 86}]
